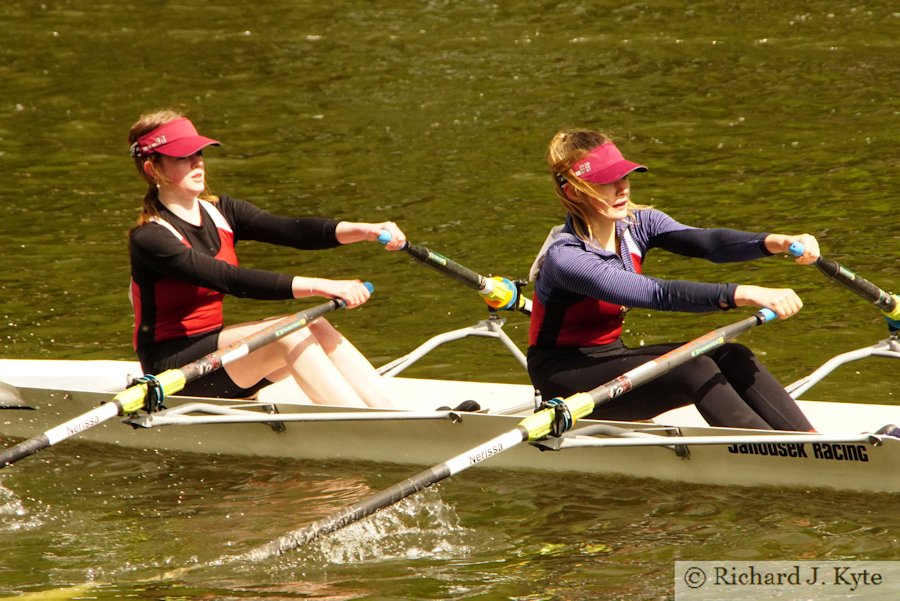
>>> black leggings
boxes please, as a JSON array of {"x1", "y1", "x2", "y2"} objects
[
  {"x1": 527, "y1": 341, "x2": 813, "y2": 431},
  {"x1": 138, "y1": 330, "x2": 272, "y2": 399}
]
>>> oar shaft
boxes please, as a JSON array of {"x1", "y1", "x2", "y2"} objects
[
  {"x1": 113, "y1": 296, "x2": 356, "y2": 416},
  {"x1": 0, "y1": 389, "x2": 123, "y2": 467},
  {"x1": 402, "y1": 242, "x2": 486, "y2": 291},
  {"x1": 593, "y1": 311, "x2": 774, "y2": 405},
  {"x1": 789, "y1": 242, "x2": 898, "y2": 314},
  {"x1": 236, "y1": 464, "x2": 452, "y2": 560},
  {"x1": 404, "y1": 243, "x2": 531, "y2": 313},
  {"x1": 814, "y1": 257, "x2": 897, "y2": 313},
  {"x1": 379, "y1": 231, "x2": 531, "y2": 314},
  {"x1": 233, "y1": 308, "x2": 776, "y2": 560},
  {"x1": 232, "y1": 427, "x2": 525, "y2": 562},
  {"x1": 178, "y1": 298, "x2": 344, "y2": 385},
  {"x1": 517, "y1": 309, "x2": 777, "y2": 441}
]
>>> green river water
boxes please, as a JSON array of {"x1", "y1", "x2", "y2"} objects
[{"x1": 1, "y1": 1, "x2": 897, "y2": 599}]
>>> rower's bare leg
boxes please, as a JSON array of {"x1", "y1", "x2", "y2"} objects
[
  {"x1": 308, "y1": 319, "x2": 393, "y2": 409},
  {"x1": 219, "y1": 319, "x2": 368, "y2": 407},
  {"x1": 263, "y1": 365, "x2": 317, "y2": 404}
]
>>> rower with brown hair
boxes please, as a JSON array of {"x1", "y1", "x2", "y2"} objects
[
  {"x1": 528, "y1": 129, "x2": 820, "y2": 431},
  {"x1": 127, "y1": 109, "x2": 405, "y2": 407}
]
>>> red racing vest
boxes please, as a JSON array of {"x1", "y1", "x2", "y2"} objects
[
  {"x1": 131, "y1": 200, "x2": 238, "y2": 349},
  {"x1": 528, "y1": 229, "x2": 644, "y2": 348}
]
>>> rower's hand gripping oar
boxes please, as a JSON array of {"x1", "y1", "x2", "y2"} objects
[
  {"x1": 0, "y1": 283, "x2": 375, "y2": 468},
  {"x1": 232, "y1": 307, "x2": 777, "y2": 560},
  {"x1": 789, "y1": 242, "x2": 900, "y2": 331},
  {"x1": 377, "y1": 230, "x2": 532, "y2": 315}
]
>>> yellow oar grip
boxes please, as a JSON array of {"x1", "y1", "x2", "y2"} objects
[
  {"x1": 566, "y1": 393, "x2": 596, "y2": 421},
  {"x1": 158, "y1": 369, "x2": 188, "y2": 395},
  {"x1": 112, "y1": 369, "x2": 187, "y2": 414},
  {"x1": 518, "y1": 392, "x2": 595, "y2": 441},
  {"x1": 884, "y1": 295, "x2": 900, "y2": 321},
  {"x1": 520, "y1": 407, "x2": 555, "y2": 441}
]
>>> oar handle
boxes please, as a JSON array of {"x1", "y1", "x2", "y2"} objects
[
  {"x1": 377, "y1": 229, "x2": 406, "y2": 249},
  {"x1": 378, "y1": 229, "x2": 484, "y2": 289},
  {"x1": 378, "y1": 229, "x2": 532, "y2": 314},
  {"x1": 789, "y1": 243, "x2": 899, "y2": 323}
]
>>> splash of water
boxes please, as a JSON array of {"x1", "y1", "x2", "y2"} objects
[
  {"x1": 0, "y1": 479, "x2": 43, "y2": 533},
  {"x1": 315, "y1": 486, "x2": 471, "y2": 564},
  {"x1": 218, "y1": 484, "x2": 471, "y2": 566}
]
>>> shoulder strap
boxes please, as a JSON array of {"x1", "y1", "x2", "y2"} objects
[
  {"x1": 529, "y1": 224, "x2": 565, "y2": 282},
  {"x1": 148, "y1": 216, "x2": 184, "y2": 241},
  {"x1": 621, "y1": 227, "x2": 642, "y2": 259},
  {"x1": 198, "y1": 199, "x2": 233, "y2": 233},
  {"x1": 147, "y1": 200, "x2": 233, "y2": 240}
]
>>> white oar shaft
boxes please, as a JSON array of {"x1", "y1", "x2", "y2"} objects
[
  {"x1": 443, "y1": 428, "x2": 527, "y2": 476},
  {"x1": 43, "y1": 402, "x2": 121, "y2": 445}
]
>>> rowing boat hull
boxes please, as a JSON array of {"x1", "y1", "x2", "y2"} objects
[{"x1": 2, "y1": 359, "x2": 899, "y2": 493}]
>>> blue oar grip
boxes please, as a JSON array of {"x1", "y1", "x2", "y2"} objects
[
  {"x1": 757, "y1": 307, "x2": 777, "y2": 323},
  {"x1": 334, "y1": 281, "x2": 373, "y2": 308},
  {"x1": 788, "y1": 242, "x2": 804, "y2": 257},
  {"x1": 377, "y1": 230, "x2": 392, "y2": 245}
]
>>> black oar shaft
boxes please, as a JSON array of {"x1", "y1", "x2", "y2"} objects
[
  {"x1": 789, "y1": 242, "x2": 897, "y2": 315},
  {"x1": 0, "y1": 434, "x2": 51, "y2": 466},
  {"x1": 236, "y1": 465, "x2": 452, "y2": 561},
  {"x1": 517, "y1": 309, "x2": 777, "y2": 440},
  {"x1": 403, "y1": 243, "x2": 485, "y2": 291},
  {"x1": 178, "y1": 299, "x2": 342, "y2": 384},
  {"x1": 814, "y1": 257, "x2": 897, "y2": 313},
  {"x1": 587, "y1": 311, "x2": 772, "y2": 408},
  {"x1": 396, "y1": 240, "x2": 532, "y2": 315}
]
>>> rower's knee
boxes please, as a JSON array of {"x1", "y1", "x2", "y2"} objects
[
  {"x1": 678, "y1": 355, "x2": 727, "y2": 392},
  {"x1": 719, "y1": 342, "x2": 755, "y2": 361},
  {"x1": 278, "y1": 326, "x2": 317, "y2": 360},
  {"x1": 307, "y1": 318, "x2": 344, "y2": 353}
]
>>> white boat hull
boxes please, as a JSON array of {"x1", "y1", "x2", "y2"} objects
[{"x1": 2, "y1": 359, "x2": 898, "y2": 494}]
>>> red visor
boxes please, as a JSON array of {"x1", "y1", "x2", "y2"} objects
[
  {"x1": 132, "y1": 118, "x2": 220, "y2": 158},
  {"x1": 569, "y1": 142, "x2": 646, "y2": 185}
]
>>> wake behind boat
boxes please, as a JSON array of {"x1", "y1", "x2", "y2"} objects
[{"x1": 2, "y1": 314, "x2": 898, "y2": 494}]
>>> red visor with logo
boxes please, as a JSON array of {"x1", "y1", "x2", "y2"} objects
[
  {"x1": 131, "y1": 118, "x2": 220, "y2": 158},
  {"x1": 569, "y1": 142, "x2": 647, "y2": 185}
]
